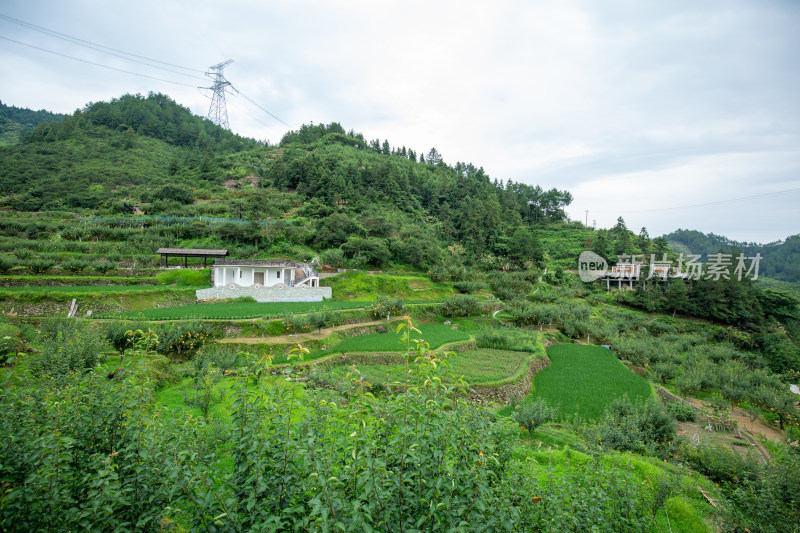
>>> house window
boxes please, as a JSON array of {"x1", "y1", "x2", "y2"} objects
[{"x1": 276, "y1": 270, "x2": 281, "y2": 279}]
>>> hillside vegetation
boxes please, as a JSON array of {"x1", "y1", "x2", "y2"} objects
[
  {"x1": 0, "y1": 100, "x2": 65, "y2": 146},
  {"x1": 665, "y1": 228, "x2": 800, "y2": 283},
  {"x1": 0, "y1": 94, "x2": 798, "y2": 531}
]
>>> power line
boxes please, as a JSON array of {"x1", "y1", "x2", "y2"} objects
[
  {"x1": 0, "y1": 13, "x2": 205, "y2": 76},
  {"x1": 236, "y1": 90, "x2": 292, "y2": 128},
  {"x1": 593, "y1": 186, "x2": 800, "y2": 214},
  {"x1": 0, "y1": 34, "x2": 199, "y2": 87},
  {"x1": 225, "y1": 97, "x2": 276, "y2": 131},
  {"x1": 1, "y1": 12, "x2": 292, "y2": 130}
]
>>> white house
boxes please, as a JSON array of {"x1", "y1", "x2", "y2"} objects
[{"x1": 212, "y1": 259, "x2": 320, "y2": 288}]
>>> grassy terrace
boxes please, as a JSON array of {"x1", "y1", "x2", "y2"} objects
[
  {"x1": 101, "y1": 300, "x2": 371, "y2": 320},
  {"x1": 532, "y1": 344, "x2": 653, "y2": 420},
  {"x1": 321, "y1": 323, "x2": 470, "y2": 354},
  {"x1": 331, "y1": 348, "x2": 532, "y2": 386},
  {"x1": 0, "y1": 285, "x2": 189, "y2": 294},
  {"x1": 99, "y1": 298, "x2": 446, "y2": 320}
]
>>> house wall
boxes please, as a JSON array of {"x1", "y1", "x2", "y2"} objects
[
  {"x1": 213, "y1": 266, "x2": 295, "y2": 288},
  {"x1": 197, "y1": 285, "x2": 332, "y2": 303}
]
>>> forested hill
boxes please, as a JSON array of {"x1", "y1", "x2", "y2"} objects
[
  {"x1": 272, "y1": 122, "x2": 574, "y2": 259},
  {"x1": 665, "y1": 229, "x2": 800, "y2": 283},
  {"x1": 0, "y1": 101, "x2": 65, "y2": 146},
  {"x1": 0, "y1": 94, "x2": 574, "y2": 264},
  {"x1": 0, "y1": 93, "x2": 261, "y2": 211}
]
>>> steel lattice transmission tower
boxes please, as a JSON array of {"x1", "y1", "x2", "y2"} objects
[{"x1": 203, "y1": 59, "x2": 235, "y2": 130}]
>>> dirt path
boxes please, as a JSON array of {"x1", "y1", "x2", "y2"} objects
[
  {"x1": 682, "y1": 397, "x2": 784, "y2": 443},
  {"x1": 217, "y1": 319, "x2": 396, "y2": 345},
  {"x1": 676, "y1": 397, "x2": 786, "y2": 462}
]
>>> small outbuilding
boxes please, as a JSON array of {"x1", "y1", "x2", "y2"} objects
[{"x1": 157, "y1": 248, "x2": 228, "y2": 268}]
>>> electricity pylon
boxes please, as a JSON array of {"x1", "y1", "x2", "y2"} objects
[{"x1": 203, "y1": 59, "x2": 235, "y2": 130}]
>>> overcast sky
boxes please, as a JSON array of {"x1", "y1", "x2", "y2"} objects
[{"x1": 1, "y1": 0, "x2": 798, "y2": 243}]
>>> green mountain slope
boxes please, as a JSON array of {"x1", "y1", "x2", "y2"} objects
[
  {"x1": 664, "y1": 229, "x2": 800, "y2": 283},
  {"x1": 0, "y1": 93, "x2": 260, "y2": 211},
  {"x1": 0, "y1": 100, "x2": 65, "y2": 146}
]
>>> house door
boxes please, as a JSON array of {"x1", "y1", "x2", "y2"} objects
[{"x1": 254, "y1": 272, "x2": 265, "y2": 285}]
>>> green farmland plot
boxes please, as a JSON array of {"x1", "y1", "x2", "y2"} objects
[
  {"x1": 325, "y1": 348, "x2": 530, "y2": 387},
  {"x1": 102, "y1": 300, "x2": 372, "y2": 320},
  {"x1": 321, "y1": 323, "x2": 470, "y2": 354},
  {"x1": 533, "y1": 344, "x2": 653, "y2": 420}
]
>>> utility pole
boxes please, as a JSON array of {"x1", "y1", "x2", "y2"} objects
[
  {"x1": 585, "y1": 210, "x2": 589, "y2": 227},
  {"x1": 203, "y1": 59, "x2": 234, "y2": 130}
]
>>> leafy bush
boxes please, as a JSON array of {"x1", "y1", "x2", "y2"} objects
[
  {"x1": 320, "y1": 247, "x2": 345, "y2": 268},
  {"x1": 93, "y1": 259, "x2": 116, "y2": 275},
  {"x1": 282, "y1": 313, "x2": 311, "y2": 334},
  {"x1": 0, "y1": 322, "x2": 23, "y2": 364},
  {"x1": 666, "y1": 401, "x2": 697, "y2": 422},
  {"x1": 153, "y1": 321, "x2": 211, "y2": 359},
  {"x1": 649, "y1": 361, "x2": 679, "y2": 383},
  {"x1": 369, "y1": 296, "x2": 406, "y2": 319},
  {"x1": 26, "y1": 258, "x2": 55, "y2": 274},
  {"x1": 441, "y1": 294, "x2": 480, "y2": 317},
  {"x1": 103, "y1": 320, "x2": 133, "y2": 354},
  {"x1": 194, "y1": 345, "x2": 241, "y2": 373},
  {"x1": 587, "y1": 397, "x2": 677, "y2": 458},
  {"x1": 514, "y1": 397, "x2": 559, "y2": 432},
  {"x1": 30, "y1": 320, "x2": 105, "y2": 381},
  {"x1": 452, "y1": 280, "x2": 487, "y2": 293},
  {"x1": 61, "y1": 258, "x2": 89, "y2": 274},
  {"x1": 0, "y1": 255, "x2": 15, "y2": 274}
]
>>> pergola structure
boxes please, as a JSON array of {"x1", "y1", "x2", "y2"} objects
[{"x1": 156, "y1": 248, "x2": 228, "y2": 269}]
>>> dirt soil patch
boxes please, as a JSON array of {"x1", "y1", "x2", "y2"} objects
[{"x1": 677, "y1": 397, "x2": 785, "y2": 462}]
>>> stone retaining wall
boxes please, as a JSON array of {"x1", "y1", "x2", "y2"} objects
[
  {"x1": 196, "y1": 285, "x2": 332, "y2": 303},
  {"x1": 467, "y1": 356, "x2": 550, "y2": 405}
]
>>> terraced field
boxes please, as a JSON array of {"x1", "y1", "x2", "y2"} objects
[{"x1": 532, "y1": 344, "x2": 653, "y2": 420}]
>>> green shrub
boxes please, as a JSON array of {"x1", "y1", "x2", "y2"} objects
[
  {"x1": 666, "y1": 401, "x2": 697, "y2": 422},
  {"x1": 369, "y1": 296, "x2": 406, "y2": 319},
  {"x1": 30, "y1": 320, "x2": 105, "y2": 382},
  {"x1": 320, "y1": 248, "x2": 345, "y2": 268},
  {"x1": 588, "y1": 397, "x2": 677, "y2": 458},
  {"x1": 441, "y1": 294, "x2": 480, "y2": 317},
  {"x1": 0, "y1": 322, "x2": 23, "y2": 364},
  {"x1": 26, "y1": 258, "x2": 55, "y2": 274},
  {"x1": 93, "y1": 259, "x2": 116, "y2": 275},
  {"x1": 104, "y1": 320, "x2": 133, "y2": 354},
  {"x1": 194, "y1": 345, "x2": 241, "y2": 373},
  {"x1": 61, "y1": 258, "x2": 89, "y2": 275},
  {"x1": 153, "y1": 321, "x2": 212, "y2": 359},
  {"x1": 282, "y1": 313, "x2": 311, "y2": 334},
  {"x1": 452, "y1": 280, "x2": 486, "y2": 293},
  {"x1": 514, "y1": 397, "x2": 559, "y2": 432},
  {"x1": 0, "y1": 255, "x2": 15, "y2": 274},
  {"x1": 650, "y1": 361, "x2": 679, "y2": 383}
]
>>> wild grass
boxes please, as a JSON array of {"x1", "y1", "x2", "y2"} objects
[{"x1": 532, "y1": 344, "x2": 652, "y2": 421}]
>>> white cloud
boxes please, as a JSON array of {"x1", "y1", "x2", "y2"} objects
[{"x1": 1, "y1": 0, "x2": 799, "y2": 242}]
